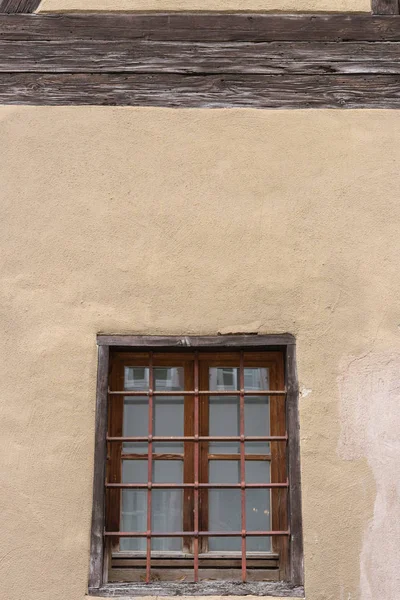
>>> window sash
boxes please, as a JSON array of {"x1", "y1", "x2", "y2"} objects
[{"x1": 106, "y1": 350, "x2": 288, "y2": 579}]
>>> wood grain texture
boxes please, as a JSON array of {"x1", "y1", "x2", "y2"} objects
[
  {"x1": 89, "y1": 345, "x2": 109, "y2": 590},
  {"x1": 372, "y1": 0, "x2": 399, "y2": 14},
  {"x1": 97, "y1": 334, "x2": 295, "y2": 347},
  {"x1": 88, "y1": 580, "x2": 304, "y2": 597},
  {"x1": 286, "y1": 344, "x2": 303, "y2": 586},
  {"x1": 2, "y1": 12, "x2": 400, "y2": 108},
  {"x1": 0, "y1": 0, "x2": 40, "y2": 12},
  {"x1": 3, "y1": 40, "x2": 400, "y2": 74},
  {"x1": 2, "y1": 13, "x2": 400, "y2": 42},
  {"x1": 2, "y1": 72, "x2": 400, "y2": 108}
]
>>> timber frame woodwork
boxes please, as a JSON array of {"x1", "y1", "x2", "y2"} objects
[
  {"x1": 1, "y1": 4, "x2": 400, "y2": 108},
  {"x1": 90, "y1": 335, "x2": 303, "y2": 597}
]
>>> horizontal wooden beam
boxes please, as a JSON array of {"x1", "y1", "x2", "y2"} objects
[
  {"x1": 2, "y1": 13, "x2": 400, "y2": 108},
  {"x1": 372, "y1": 0, "x2": 399, "y2": 14},
  {"x1": 2, "y1": 13, "x2": 400, "y2": 42},
  {"x1": 97, "y1": 334, "x2": 295, "y2": 347},
  {"x1": 2, "y1": 73, "x2": 400, "y2": 109},
  {"x1": 89, "y1": 580, "x2": 304, "y2": 597},
  {"x1": 2, "y1": 40, "x2": 400, "y2": 75},
  {"x1": 0, "y1": 0, "x2": 41, "y2": 12}
]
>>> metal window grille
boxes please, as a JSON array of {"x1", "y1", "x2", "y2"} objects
[{"x1": 105, "y1": 350, "x2": 289, "y2": 584}]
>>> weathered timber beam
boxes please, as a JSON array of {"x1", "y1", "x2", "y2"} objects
[
  {"x1": 1, "y1": 73, "x2": 400, "y2": 109},
  {"x1": 2, "y1": 13, "x2": 400, "y2": 42},
  {"x1": 89, "y1": 581, "x2": 304, "y2": 597},
  {"x1": 372, "y1": 0, "x2": 399, "y2": 14},
  {"x1": 2, "y1": 40, "x2": 400, "y2": 74},
  {"x1": 0, "y1": 0, "x2": 40, "y2": 12}
]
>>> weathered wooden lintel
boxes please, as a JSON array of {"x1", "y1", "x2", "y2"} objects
[
  {"x1": 97, "y1": 334, "x2": 296, "y2": 347},
  {"x1": 3, "y1": 13, "x2": 400, "y2": 42}
]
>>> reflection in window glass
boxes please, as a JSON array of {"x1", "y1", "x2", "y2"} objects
[
  {"x1": 209, "y1": 367, "x2": 270, "y2": 454},
  {"x1": 208, "y1": 461, "x2": 271, "y2": 552},
  {"x1": 121, "y1": 460, "x2": 183, "y2": 552},
  {"x1": 123, "y1": 366, "x2": 184, "y2": 454}
]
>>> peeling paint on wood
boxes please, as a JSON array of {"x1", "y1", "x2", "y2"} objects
[{"x1": 89, "y1": 580, "x2": 305, "y2": 597}]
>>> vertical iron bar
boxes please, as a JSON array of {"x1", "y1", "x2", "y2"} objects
[
  {"x1": 146, "y1": 352, "x2": 154, "y2": 584},
  {"x1": 193, "y1": 352, "x2": 200, "y2": 582},
  {"x1": 239, "y1": 351, "x2": 246, "y2": 582}
]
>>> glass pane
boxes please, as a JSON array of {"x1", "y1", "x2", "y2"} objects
[
  {"x1": 154, "y1": 367, "x2": 184, "y2": 453},
  {"x1": 121, "y1": 460, "x2": 147, "y2": 551},
  {"x1": 209, "y1": 367, "x2": 239, "y2": 453},
  {"x1": 152, "y1": 461, "x2": 183, "y2": 551},
  {"x1": 208, "y1": 367, "x2": 270, "y2": 454},
  {"x1": 123, "y1": 366, "x2": 184, "y2": 454},
  {"x1": 120, "y1": 460, "x2": 183, "y2": 552},
  {"x1": 209, "y1": 461, "x2": 240, "y2": 550},
  {"x1": 123, "y1": 398, "x2": 147, "y2": 454},
  {"x1": 123, "y1": 367, "x2": 149, "y2": 454},
  {"x1": 125, "y1": 366, "x2": 149, "y2": 391},
  {"x1": 208, "y1": 460, "x2": 271, "y2": 552},
  {"x1": 246, "y1": 461, "x2": 271, "y2": 552},
  {"x1": 245, "y1": 367, "x2": 270, "y2": 454},
  {"x1": 154, "y1": 367, "x2": 184, "y2": 391}
]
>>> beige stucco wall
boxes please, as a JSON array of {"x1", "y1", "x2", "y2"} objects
[
  {"x1": 1, "y1": 106, "x2": 400, "y2": 600},
  {"x1": 38, "y1": 0, "x2": 371, "y2": 13}
]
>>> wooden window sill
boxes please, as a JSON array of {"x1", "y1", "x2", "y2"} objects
[{"x1": 88, "y1": 581, "x2": 305, "y2": 597}]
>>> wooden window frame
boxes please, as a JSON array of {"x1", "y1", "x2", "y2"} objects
[{"x1": 89, "y1": 334, "x2": 303, "y2": 598}]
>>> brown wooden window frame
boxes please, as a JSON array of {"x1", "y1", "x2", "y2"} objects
[{"x1": 89, "y1": 335, "x2": 303, "y2": 598}]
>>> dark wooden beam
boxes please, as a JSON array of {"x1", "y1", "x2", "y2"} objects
[
  {"x1": 285, "y1": 344, "x2": 303, "y2": 586},
  {"x1": 372, "y1": 0, "x2": 399, "y2": 14},
  {"x1": 1, "y1": 13, "x2": 400, "y2": 108},
  {"x1": 88, "y1": 344, "x2": 109, "y2": 590},
  {"x1": 2, "y1": 40, "x2": 400, "y2": 74},
  {"x1": 2, "y1": 12, "x2": 400, "y2": 42},
  {"x1": 2, "y1": 73, "x2": 400, "y2": 109},
  {"x1": 97, "y1": 334, "x2": 295, "y2": 347},
  {"x1": 0, "y1": 0, "x2": 40, "y2": 12}
]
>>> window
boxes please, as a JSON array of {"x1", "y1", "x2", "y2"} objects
[{"x1": 89, "y1": 336, "x2": 303, "y2": 597}]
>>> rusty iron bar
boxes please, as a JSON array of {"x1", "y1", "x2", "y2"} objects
[
  {"x1": 108, "y1": 355, "x2": 289, "y2": 580},
  {"x1": 106, "y1": 481, "x2": 289, "y2": 489},
  {"x1": 193, "y1": 352, "x2": 199, "y2": 582},
  {"x1": 105, "y1": 530, "x2": 290, "y2": 537},
  {"x1": 239, "y1": 351, "x2": 246, "y2": 582},
  {"x1": 145, "y1": 352, "x2": 154, "y2": 584},
  {"x1": 109, "y1": 389, "x2": 286, "y2": 396},
  {"x1": 108, "y1": 435, "x2": 288, "y2": 442}
]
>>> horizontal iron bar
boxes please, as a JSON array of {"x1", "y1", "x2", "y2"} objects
[
  {"x1": 106, "y1": 481, "x2": 288, "y2": 489},
  {"x1": 108, "y1": 435, "x2": 288, "y2": 442},
  {"x1": 109, "y1": 389, "x2": 286, "y2": 396},
  {"x1": 112, "y1": 550, "x2": 280, "y2": 559},
  {"x1": 105, "y1": 530, "x2": 290, "y2": 537}
]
